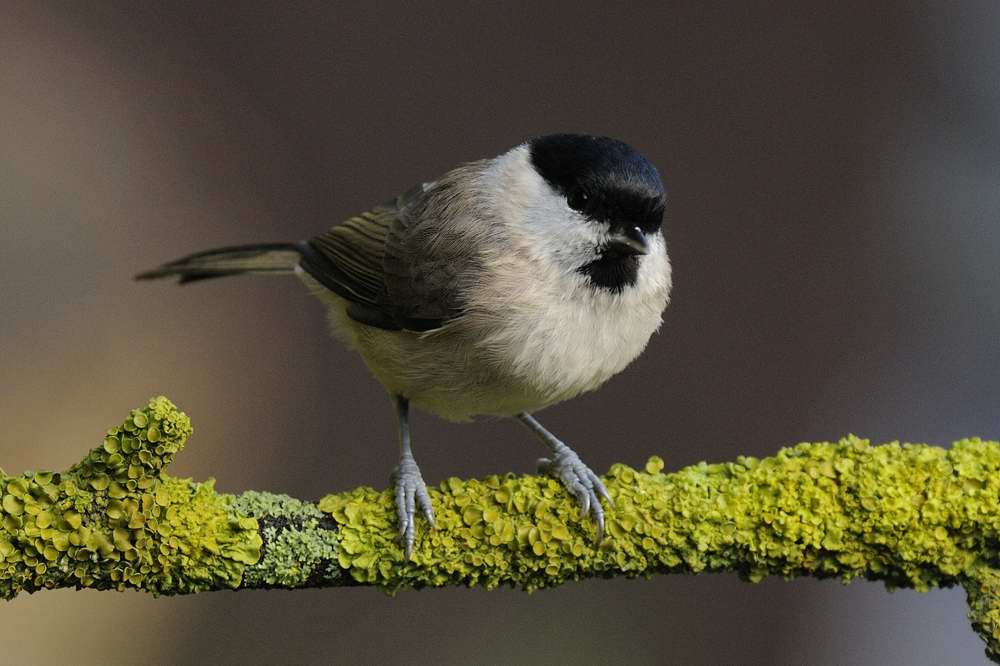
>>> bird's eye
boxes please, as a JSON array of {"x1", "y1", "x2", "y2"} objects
[{"x1": 567, "y1": 189, "x2": 589, "y2": 211}]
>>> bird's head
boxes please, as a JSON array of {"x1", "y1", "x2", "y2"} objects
[{"x1": 491, "y1": 134, "x2": 667, "y2": 293}]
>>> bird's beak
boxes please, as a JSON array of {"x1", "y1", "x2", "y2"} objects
[{"x1": 606, "y1": 225, "x2": 649, "y2": 256}]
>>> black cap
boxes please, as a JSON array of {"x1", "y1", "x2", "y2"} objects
[{"x1": 529, "y1": 134, "x2": 666, "y2": 234}]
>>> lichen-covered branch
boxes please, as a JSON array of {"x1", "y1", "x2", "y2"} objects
[{"x1": 2, "y1": 398, "x2": 1000, "y2": 660}]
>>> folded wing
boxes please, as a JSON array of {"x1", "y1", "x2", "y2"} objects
[{"x1": 300, "y1": 184, "x2": 466, "y2": 332}]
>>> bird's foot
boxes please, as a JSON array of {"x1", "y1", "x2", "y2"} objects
[
  {"x1": 390, "y1": 451, "x2": 435, "y2": 559},
  {"x1": 537, "y1": 441, "x2": 611, "y2": 542}
]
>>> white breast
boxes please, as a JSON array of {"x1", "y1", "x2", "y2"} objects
[{"x1": 459, "y1": 235, "x2": 672, "y2": 410}]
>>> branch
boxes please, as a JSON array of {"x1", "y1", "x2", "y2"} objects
[{"x1": 2, "y1": 398, "x2": 1000, "y2": 660}]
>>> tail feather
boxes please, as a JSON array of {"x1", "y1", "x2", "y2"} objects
[{"x1": 135, "y1": 243, "x2": 303, "y2": 284}]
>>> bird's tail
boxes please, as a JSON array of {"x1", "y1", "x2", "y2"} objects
[{"x1": 135, "y1": 243, "x2": 304, "y2": 284}]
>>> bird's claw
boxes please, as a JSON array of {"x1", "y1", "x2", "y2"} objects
[
  {"x1": 537, "y1": 443, "x2": 610, "y2": 542},
  {"x1": 391, "y1": 451, "x2": 435, "y2": 559}
]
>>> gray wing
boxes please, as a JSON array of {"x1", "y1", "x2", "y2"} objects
[{"x1": 299, "y1": 183, "x2": 466, "y2": 331}]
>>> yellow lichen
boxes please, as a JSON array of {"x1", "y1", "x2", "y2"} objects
[
  {"x1": 0, "y1": 397, "x2": 261, "y2": 598},
  {"x1": 318, "y1": 436, "x2": 1000, "y2": 596},
  {"x1": 4, "y1": 396, "x2": 1000, "y2": 662}
]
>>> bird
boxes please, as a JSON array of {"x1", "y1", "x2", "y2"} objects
[{"x1": 137, "y1": 134, "x2": 672, "y2": 558}]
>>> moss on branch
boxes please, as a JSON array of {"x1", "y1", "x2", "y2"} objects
[{"x1": 2, "y1": 397, "x2": 1000, "y2": 660}]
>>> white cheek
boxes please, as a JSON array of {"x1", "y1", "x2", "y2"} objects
[
  {"x1": 482, "y1": 146, "x2": 603, "y2": 272},
  {"x1": 522, "y1": 205, "x2": 605, "y2": 270}
]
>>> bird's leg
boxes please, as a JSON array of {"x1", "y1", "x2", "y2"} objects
[
  {"x1": 517, "y1": 412, "x2": 610, "y2": 541},
  {"x1": 389, "y1": 395, "x2": 435, "y2": 559}
]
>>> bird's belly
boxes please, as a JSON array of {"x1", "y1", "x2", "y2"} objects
[
  {"x1": 357, "y1": 332, "x2": 553, "y2": 421},
  {"x1": 315, "y1": 298, "x2": 547, "y2": 421},
  {"x1": 353, "y1": 307, "x2": 659, "y2": 421},
  {"x1": 300, "y1": 271, "x2": 666, "y2": 422}
]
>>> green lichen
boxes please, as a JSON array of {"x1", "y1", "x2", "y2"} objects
[
  {"x1": 231, "y1": 490, "x2": 340, "y2": 588},
  {"x1": 230, "y1": 490, "x2": 324, "y2": 522},
  {"x1": 318, "y1": 437, "x2": 1000, "y2": 595},
  {"x1": 966, "y1": 565, "x2": 1000, "y2": 662},
  {"x1": 243, "y1": 524, "x2": 339, "y2": 588},
  {"x1": 0, "y1": 397, "x2": 261, "y2": 598}
]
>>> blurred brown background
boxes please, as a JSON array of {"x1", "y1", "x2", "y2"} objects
[{"x1": 2, "y1": 1, "x2": 999, "y2": 664}]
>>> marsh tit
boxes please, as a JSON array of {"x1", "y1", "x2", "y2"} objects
[{"x1": 138, "y1": 134, "x2": 672, "y2": 557}]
